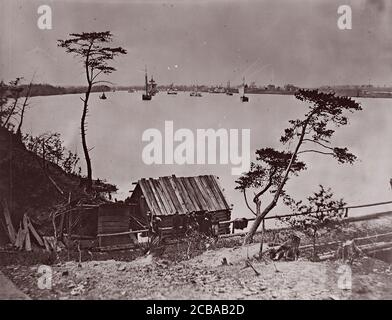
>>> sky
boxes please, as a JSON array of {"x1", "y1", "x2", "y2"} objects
[{"x1": 1, "y1": 0, "x2": 392, "y2": 87}]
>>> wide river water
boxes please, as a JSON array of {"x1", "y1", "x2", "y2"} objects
[{"x1": 25, "y1": 91, "x2": 392, "y2": 224}]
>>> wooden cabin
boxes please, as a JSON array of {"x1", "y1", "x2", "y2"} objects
[
  {"x1": 62, "y1": 202, "x2": 146, "y2": 250},
  {"x1": 128, "y1": 175, "x2": 232, "y2": 239},
  {"x1": 62, "y1": 175, "x2": 231, "y2": 249}
]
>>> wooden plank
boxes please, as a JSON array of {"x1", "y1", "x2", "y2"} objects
[
  {"x1": 98, "y1": 229, "x2": 148, "y2": 237},
  {"x1": 14, "y1": 225, "x2": 22, "y2": 248},
  {"x1": 200, "y1": 176, "x2": 220, "y2": 210},
  {"x1": 18, "y1": 224, "x2": 27, "y2": 250},
  {"x1": 188, "y1": 177, "x2": 208, "y2": 211},
  {"x1": 182, "y1": 177, "x2": 202, "y2": 211},
  {"x1": 168, "y1": 176, "x2": 188, "y2": 214},
  {"x1": 152, "y1": 179, "x2": 172, "y2": 215},
  {"x1": 23, "y1": 215, "x2": 31, "y2": 251},
  {"x1": 157, "y1": 178, "x2": 176, "y2": 214},
  {"x1": 98, "y1": 221, "x2": 129, "y2": 226},
  {"x1": 139, "y1": 179, "x2": 158, "y2": 215},
  {"x1": 144, "y1": 179, "x2": 163, "y2": 215},
  {"x1": 175, "y1": 177, "x2": 196, "y2": 212},
  {"x1": 193, "y1": 176, "x2": 213, "y2": 211},
  {"x1": 212, "y1": 176, "x2": 231, "y2": 209},
  {"x1": 148, "y1": 178, "x2": 167, "y2": 215},
  {"x1": 26, "y1": 217, "x2": 44, "y2": 246},
  {"x1": 162, "y1": 177, "x2": 184, "y2": 214},
  {"x1": 183, "y1": 177, "x2": 201, "y2": 211},
  {"x1": 206, "y1": 175, "x2": 227, "y2": 210},
  {"x1": 59, "y1": 211, "x2": 65, "y2": 239},
  {"x1": 1, "y1": 199, "x2": 16, "y2": 244},
  {"x1": 194, "y1": 177, "x2": 215, "y2": 211}
]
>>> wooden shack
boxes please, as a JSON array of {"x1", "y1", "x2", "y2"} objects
[
  {"x1": 62, "y1": 202, "x2": 147, "y2": 250},
  {"x1": 128, "y1": 175, "x2": 232, "y2": 238},
  {"x1": 60, "y1": 175, "x2": 231, "y2": 249}
]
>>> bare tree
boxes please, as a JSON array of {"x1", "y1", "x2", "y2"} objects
[
  {"x1": 58, "y1": 31, "x2": 127, "y2": 191},
  {"x1": 237, "y1": 89, "x2": 362, "y2": 244},
  {"x1": 16, "y1": 75, "x2": 35, "y2": 138}
]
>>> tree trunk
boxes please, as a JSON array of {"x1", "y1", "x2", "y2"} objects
[
  {"x1": 16, "y1": 81, "x2": 33, "y2": 137},
  {"x1": 3, "y1": 94, "x2": 20, "y2": 128},
  {"x1": 243, "y1": 118, "x2": 310, "y2": 244},
  {"x1": 81, "y1": 84, "x2": 93, "y2": 191},
  {"x1": 244, "y1": 198, "x2": 277, "y2": 244}
]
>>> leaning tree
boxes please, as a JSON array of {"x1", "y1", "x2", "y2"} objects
[
  {"x1": 237, "y1": 89, "x2": 362, "y2": 244},
  {"x1": 58, "y1": 31, "x2": 126, "y2": 191}
]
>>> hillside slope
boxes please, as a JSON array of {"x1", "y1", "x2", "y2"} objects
[{"x1": 0, "y1": 127, "x2": 93, "y2": 244}]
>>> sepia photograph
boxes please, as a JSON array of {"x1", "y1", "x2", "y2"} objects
[{"x1": 0, "y1": 0, "x2": 391, "y2": 303}]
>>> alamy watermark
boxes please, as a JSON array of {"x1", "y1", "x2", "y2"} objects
[
  {"x1": 142, "y1": 121, "x2": 251, "y2": 175},
  {"x1": 37, "y1": 265, "x2": 52, "y2": 290}
]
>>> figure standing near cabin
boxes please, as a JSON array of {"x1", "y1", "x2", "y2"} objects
[
  {"x1": 150, "y1": 215, "x2": 162, "y2": 248},
  {"x1": 211, "y1": 216, "x2": 219, "y2": 239},
  {"x1": 200, "y1": 212, "x2": 213, "y2": 237}
]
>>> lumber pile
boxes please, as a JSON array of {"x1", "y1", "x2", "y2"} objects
[{"x1": 14, "y1": 214, "x2": 44, "y2": 251}]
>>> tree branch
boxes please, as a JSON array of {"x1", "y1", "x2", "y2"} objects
[
  {"x1": 91, "y1": 70, "x2": 104, "y2": 82},
  {"x1": 253, "y1": 167, "x2": 277, "y2": 202},
  {"x1": 243, "y1": 190, "x2": 256, "y2": 215},
  {"x1": 303, "y1": 139, "x2": 334, "y2": 151},
  {"x1": 92, "y1": 80, "x2": 115, "y2": 86},
  {"x1": 297, "y1": 150, "x2": 334, "y2": 156}
]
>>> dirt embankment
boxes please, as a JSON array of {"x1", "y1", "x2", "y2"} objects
[
  {"x1": 0, "y1": 127, "x2": 82, "y2": 244},
  {"x1": 1, "y1": 242, "x2": 391, "y2": 300}
]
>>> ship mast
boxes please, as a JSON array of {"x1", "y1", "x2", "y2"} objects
[{"x1": 145, "y1": 66, "x2": 148, "y2": 95}]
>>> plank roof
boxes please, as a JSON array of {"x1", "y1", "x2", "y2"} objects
[{"x1": 137, "y1": 175, "x2": 230, "y2": 216}]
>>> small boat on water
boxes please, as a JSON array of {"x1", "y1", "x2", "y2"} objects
[
  {"x1": 190, "y1": 85, "x2": 202, "y2": 97},
  {"x1": 210, "y1": 85, "x2": 225, "y2": 93},
  {"x1": 142, "y1": 67, "x2": 152, "y2": 101},
  {"x1": 100, "y1": 92, "x2": 107, "y2": 100},
  {"x1": 167, "y1": 83, "x2": 178, "y2": 95},
  {"x1": 239, "y1": 78, "x2": 249, "y2": 102}
]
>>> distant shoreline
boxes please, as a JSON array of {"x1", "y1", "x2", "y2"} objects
[{"x1": 29, "y1": 89, "x2": 392, "y2": 99}]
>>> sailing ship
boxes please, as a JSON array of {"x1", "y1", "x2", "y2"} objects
[
  {"x1": 226, "y1": 81, "x2": 233, "y2": 95},
  {"x1": 167, "y1": 83, "x2": 178, "y2": 95},
  {"x1": 142, "y1": 67, "x2": 152, "y2": 100},
  {"x1": 99, "y1": 92, "x2": 107, "y2": 100},
  {"x1": 240, "y1": 77, "x2": 249, "y2": 102}
]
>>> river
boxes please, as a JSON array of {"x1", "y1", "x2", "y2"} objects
[{"x1": 25, "y1": 91, "x2": 392, "y2": 223}]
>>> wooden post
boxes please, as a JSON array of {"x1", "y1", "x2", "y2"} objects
[
  {"x1": 1, "y1": 198, "x2": 16, "y2": 244},
  {"x1": 27, "y1": 216, "x2": 44, "y2": 246},
  {"x1": 23, "y1": 215, "x2": 31, "y2": 251}
]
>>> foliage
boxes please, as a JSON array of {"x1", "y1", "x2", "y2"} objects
[
  {"x1": 58, "y1": 31, "x2": 127, "y2": 191},
  {"x1": 281, "y1": 185, "x2": 347, "y2": 259},
  {"x1": 236, "y1": 89, "x2": 362, "y2": 244},
  {"x1": 0, "y1": 78, "x2": 24, "y2": 129},
  {"x1": 235, "y1": 148, "x2": 306, "y2": 214},
  {"x1": 23, "y1": 132, "x2": 80, "y2": 175}
]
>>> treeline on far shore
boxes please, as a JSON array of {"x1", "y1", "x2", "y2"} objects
[{"x1": 0, "y1": 82, "x2": 111, "y2": 98}]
